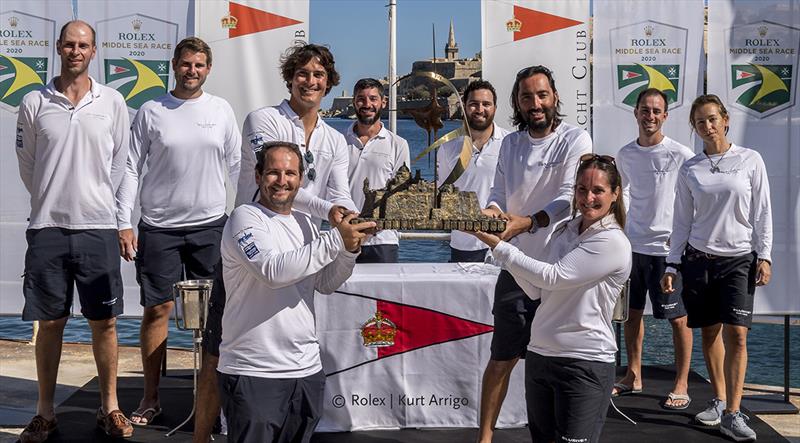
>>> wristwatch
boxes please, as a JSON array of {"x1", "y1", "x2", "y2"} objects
[{"x1": 528, "y1": 214, "x2": 539, "y2": 233}]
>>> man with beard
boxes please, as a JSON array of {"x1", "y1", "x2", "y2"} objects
[
  {"x1": 218, "y1": 142, "x2": 374, "y2": 442},
  {"x1": 16, "y1": 20, "x2": 133, "y2": 442},
  {"x1": 476, "y1": 66, "x2": 592, "y2": 443},
  {"x1": 115, "y1": 37, "x2": 240, "y2": 426},
  {"x1": 345, "y1": 78, "x2": 410, "y2": 263},
  {"x1": 614, "y1": 88, "x2": 694, "y2": 408},
  {"x1": 194, "y1": 44, "x2": 353, "y2": 442},
  {"x1": 437, "y1": 80, "x2": 509, "y2": 262}
]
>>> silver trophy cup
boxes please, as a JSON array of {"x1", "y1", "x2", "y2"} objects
[{"x1": 613, "y1": 279, "x2": 630, "y2": 323}]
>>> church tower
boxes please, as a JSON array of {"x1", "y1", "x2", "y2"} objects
[{"x1": 444, "y1": 20, "x2": 459, "y2": 60}]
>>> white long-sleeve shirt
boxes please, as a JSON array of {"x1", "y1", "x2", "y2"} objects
[
  {"x1": 437, "y1": 123, "x2": 510, "y2": 252},
  {"x1": 617, "y1": 136, "x2": 694, "y2": 256},
  {"x1": 236, "y1": 100, "x2": 355, "y2": 224},
  {"x1": 667, "y1": 144, "x2": 772, "y2": 264},
  {"x1": 345, "y1": 122, "x2": 410, "y2": 246},
  {"x1": 487, "y1": 122, "x2": 592, "y2": 259},
  {"x1": 218, "y1": 203, "x2": 357, "y2": 379},
  {"x1": 492, "y1": 214, "x2": 632, "y2": 363},
  {"x1": 116, "y1": 92, "x2": 241, "y2": 229},
  {"x1": 16, "y1": 77, "x2": 129, "y2": 230}
]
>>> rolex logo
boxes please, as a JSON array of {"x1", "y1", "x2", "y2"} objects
[
  {"x1": 758, "y1": 25, "x2": 768, "y2": 37},
  {"x1": 8, "y1": 16, "x2": 18, "y2": 28},
  {"x1": 644, "y1": 25, "x2": 654, "y2": 37},
  {"x1": 221, "y1": 12, "x2": 238, "y2": 29},
  {"x1": 506, "y1": 17, "x2": 521, "y2": 33},
  {"x1": 132, "y1": 18, "x2": 142, "y2": 31}
]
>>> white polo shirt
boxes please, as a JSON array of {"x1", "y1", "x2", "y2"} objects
[
  {"x1": 16, "y1": 77, "x2": 129, "y2": 230},
  {"x1": 236, "y1": 100, "x2": 355, "y2": 224},
  {"x1": 116, "y1": 92, "x2": 241, "y2": 229},
  {"x1": 437, "y1": 123, "x2": 510, "y2": 252},
  {"x1": 345, "y1": 122, "x2": 410, "y2": 246}
]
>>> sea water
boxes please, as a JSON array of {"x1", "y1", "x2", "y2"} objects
[{"x1": 1, "y1": 119, "x2": 797, "y2": 388}]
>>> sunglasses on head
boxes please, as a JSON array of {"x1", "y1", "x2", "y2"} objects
[
  {"x1": 517, "y1": 65, "x2": 553, "y2": 79},
  {"x1": 579, "y1": 153, "x2": 616, "y2": 165}
]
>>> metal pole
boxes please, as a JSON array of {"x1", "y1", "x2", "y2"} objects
[
  {"x1": 785, "y1": 315, "x2": 790, "y2": 404},
  {"x1": 388, "y1": 0, "x2": 397, "y2": 133}
]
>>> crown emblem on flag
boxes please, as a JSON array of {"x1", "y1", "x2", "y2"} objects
[
  {"x1": 132, "y1": 18, "x2": 142, "y2": 31},
  {"x1": 506, "y1": 17, "x2": 522, "y2": 33},
  {"x1": 8, "y1": 16, "x2": 18, "y2": 28},
  {"x1": 360, "y1": 311, "x2": 397, "y2": 348},
  {"x1": 644, "y1": 25, "x2": 653, "y2": 36},
  {"x1": 221, "y1": 12, "x2": 238, "y2": 29},
  {"x1": 758, "y1": 25, "x2": 768, "y2": 37}
]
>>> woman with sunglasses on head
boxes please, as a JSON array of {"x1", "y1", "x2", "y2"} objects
[
  {"x1": 661, "y1": 94, "x2": 772, "y2": 442},
  {"x1": 473, "y1": 154, "x2": 631, "y2": 443}
]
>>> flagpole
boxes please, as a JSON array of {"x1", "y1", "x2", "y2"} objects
[{"x1": 388, "y1": 0, "x2": 397, "y2": 133}]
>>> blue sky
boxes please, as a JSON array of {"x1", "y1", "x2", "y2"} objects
[{"x1": 309, "y1": 0, "x2": 481, "y2": 108}]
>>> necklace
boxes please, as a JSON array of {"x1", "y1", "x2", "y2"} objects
[{"x1": 704, "y1": 146, "x2": 730, "y2": 173}]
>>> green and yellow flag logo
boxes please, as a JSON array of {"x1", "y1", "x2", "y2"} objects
[
  {"x1": 0, "y1": 55, "x2": 47, "y2": 108},
  {"x1": 731, "y1": 64, "x2": 791, "y2": 114},
  {"x1": 104, "y1": 58, "x2": 168, "y2": 110},
  {"x1": 616, "y1": 63, "x2": 679, "y2": 107}
]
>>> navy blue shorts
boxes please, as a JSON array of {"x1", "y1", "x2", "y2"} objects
[
  {"x1": 22, "y1": 228, "x2": 123, "y2": 321},
  {"x1": 201, "y1": 262, "x2": 225, "y2": 357},
  {"x1": 681, "y1": 245, "x2": 757, "y2": 329},
  {"x1": 356, "y1": 244, "x2": 398, "y2": 263},
  {"x1": 490, "y1": 270, "x2": 540, "y2": 361},
  {"x1": 135, "y1": 216, "x2": 226, "y2": 307},
  {"x1": 449, "y1": 247, "x2": 488, "y2": 263},
  {"x1": 218, "y1": 370, "x2": 325, "y2": 443},
  {"x1": 629, "y1": 252, "x2": 686, "y2": 319}
]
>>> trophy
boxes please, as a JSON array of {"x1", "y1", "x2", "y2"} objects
[
  {"x1": 166, "y1": 279, "x2": 213, "y2": 437},
  {"x1": 613, "y1": 279, "x2": 630, "y2": 323}
]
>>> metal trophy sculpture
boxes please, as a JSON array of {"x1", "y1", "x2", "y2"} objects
[
  {"x1": 165, "y1": 279, "x2": 213, "y2": 437},
  {"x1": 350, "y1": 71, "x2": 505, "y2": 233}
]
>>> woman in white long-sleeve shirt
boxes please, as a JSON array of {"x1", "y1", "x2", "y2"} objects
[
  {"x1": 474, "y1": 155, "x2": 631, "y2": 443},
  {"x1": 661, "y1": 95, "x2": 772, "y2": 442}
]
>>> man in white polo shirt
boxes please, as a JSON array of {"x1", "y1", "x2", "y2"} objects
[
  {"x1": 437, "y1": 80, "x2": 509, "y2": 262},
  {"x1": 16, "y1": 20, "x2": 133, "y2": 442},
  {"x1": 115, "y1": 37, "x2": 240, "y2": 426},
  {"x1": 614, "y1": 88, "x2": 695, "y2": 409},
  {"x1": 345, "y1": 78, "x2": 410, "y2": 263}
]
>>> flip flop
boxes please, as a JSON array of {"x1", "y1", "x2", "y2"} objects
[
  {"x1": 611, "y1": 382, "x2": 642, "y2": 397},
  {"x1": 130, "y1": 406, "x2": 162, "y2": 426},
  {"x1": 662, "y1": 392, "x2": 691, "y2": 410}
]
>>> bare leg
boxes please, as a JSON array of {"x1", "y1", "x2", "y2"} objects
[
  {"x1": 722, "y1": 325, "x2": 748, "y2": 413},
  {"x1": 132, "y1": 301, "x2": 173, "y2": 423},
  {"x1": 701, "y1": 324, "x2": 726, "y2": 401},
  {"x1": 614, "y1": 308, "x2": 644, "y2": 394},
  {"x1": 476, "y1": 358, "x2": 518, "y2": 443},
  {"x1": 663, "y1": 315, "x2": 692, "y2": 407},
  {"x1": 193, "y1": 351, "x2": 220, "y2": 443},
  {"x1": 35, "y1": 317, "x2": 68, "y2": 420},
  {"x1": 88, "y1": 317, "x2": 120, "y2": 413}
]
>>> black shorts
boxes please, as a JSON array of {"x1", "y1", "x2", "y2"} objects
[
  {"x1": 629, "y1": 252, "x2": 686, "y2": 319},
  {"x1": 525, "y1": 351, "x2": 615, "y2": 443},
  {"x1": 449, "y1": 247, "x2": 488, "y2": 263},
  {"x1": 356, "y1": 244, "x2": 398, "y2": 263},
  {"x1": 135, "y1": 216, "x2": 226, "y2": 307},
  {"x1": 22, "y1": 228, "x2": 123, "y2": 321},
  {"x1": 681, "y1": 245, "x2": 757, "y2": 328},
  {"x1": 490, "y1": 270, "x2": 540, "y2": 361},
  {"x1": 201, "y1": 262, "x2": 225, "y2": 357},
  {"x1": 218, "y1": 370, "x2": 325, "y2": 443}
]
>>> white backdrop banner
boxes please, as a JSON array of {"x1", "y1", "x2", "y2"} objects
[
  {"x1": 0, "y1": 1, "x2": 73, "y2": 316},
  {"x1": 316, "y1": 263, "x2": 525, "y2": 431},
  {"x1": 592, "y1": 0, "x2": 705, "y2": 155},
  {"x1": 708, "y1": 0, "x2": 800, "y2": 314},
  {"x1": 482, "y1": 0, "x2": 591, "y2": 133}
]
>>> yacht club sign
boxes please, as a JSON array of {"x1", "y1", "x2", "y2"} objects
[
  {"x1": 610, "y1": 20, "x2": 687, "y2": 111},
  {"x1": 0, "y1": 11, "x2": 54, "y2": 113}
]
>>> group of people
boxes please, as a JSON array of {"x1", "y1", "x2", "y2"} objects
[{"x1": 15, "y1": 19, "x2": 772, "y2": 443}]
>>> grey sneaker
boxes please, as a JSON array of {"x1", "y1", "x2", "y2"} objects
[
  {"x1": 695, "y1": 397, "x2": 726, "y2": 426},
  {"x1": 721, "y1": 410, "x2": 757, "y2": 442}
]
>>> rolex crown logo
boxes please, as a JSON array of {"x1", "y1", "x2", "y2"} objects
[
  {"x1": 8, "y1": 16, "x2": 19, "y2": 28},
  {"x1": 221, "y1": 12, "x2": 238, "y2": 29},
  {"x1": 360, "y1": 311, "x2": 397, "y2": 348},
  {"x1": 506, "y1": 17, "x2": 522, "y2": 33},
  {"x1": 758, "y1": 25, "x2": 768, "y2": 37},
  {"x1": 132, "y1": 18, "x2": 142, "y2": 31},
  {"x1": 644, "y1": 25, "x2": 654, "y2": 37}
]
